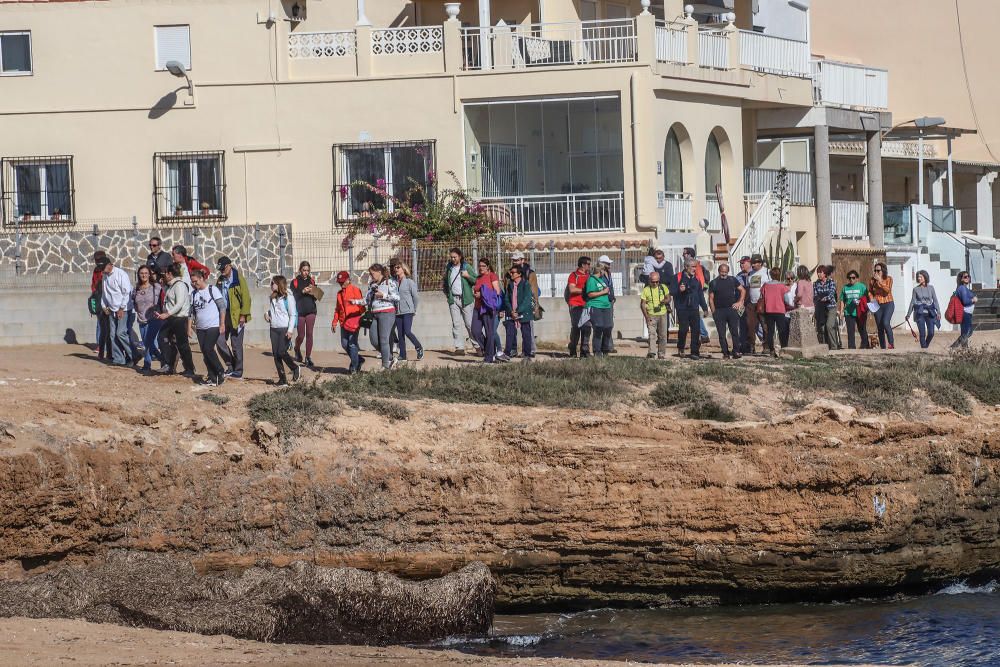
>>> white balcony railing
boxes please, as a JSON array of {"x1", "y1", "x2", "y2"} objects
[
  {"x1": 485, "y1": 192, "x2": 625, "y2": 235},
  {"x1": 744, "y1": 168, "x2": 814, "y2": 206},
  {"x1": 832, "y1": 200, "x2": 869, "y2": 238},
  {"x1": 704, "y1": 195, "x2": 723, "y2": 232},
  {"x1": 288, "y1": 31, "x2": 357, "y2": 59},
  {"x1": 462, "y1": 19, "x2": 637, "y2": 71},
  {"x1": 698, "y1": 30, "x2": 729, "y2": 69},
  {"x1": 812, "y1": 59, "x2": 889, "y2": 111},
  {"x1": 731, "y1": 191, "x2": 777, "y2": 267},
  {"x1": 372, "y1": 26, "x2": 443, "y2": 55},
  {"x1": 659, "y1": 191, "x2": 693, "y2": 230},
  {"x1": 655, "y1": 21, "x2": 688, "y2": 64},
  {"x1": 739, "y1": 30, "x2": 809, "y2": 77}
]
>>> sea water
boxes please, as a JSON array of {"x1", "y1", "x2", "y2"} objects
[{"x1": 439, "y1": 582, "x2": 1000, "y2": 665}]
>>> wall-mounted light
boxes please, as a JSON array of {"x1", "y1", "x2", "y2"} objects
[
  {"x1": 470, "y1": 148, "x2": 478, "y2": 168},
  {"x1": 292, "y1": 2, "x2": 301, "y2": 18},
  {"x1": 656, "y1": 160, "x2": 662, "y2": 175}
]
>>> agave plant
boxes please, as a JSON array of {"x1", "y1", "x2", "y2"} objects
[{"x1": 763, "y1": 236, "x2": 796, "y2": 277}]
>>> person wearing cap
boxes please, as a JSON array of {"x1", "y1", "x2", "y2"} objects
[
  {"x1": 99, "y1": 255, "x2": 134, "y2": 366},
  {"x1": 332, "y1": 270, "x2": 366, "y2": 373},
  {"x1": 746, "y1": 253, "x2": 770, "y2": 354},
  {"x1": 735, "y1": 256, "x2": 752, "y2": 354},
  {"x1": 566, "y1": 256, "x2": 593, "y2": 358},
  {"x1": 215, "y1": 255, "x2": 251, "y2": 379}
]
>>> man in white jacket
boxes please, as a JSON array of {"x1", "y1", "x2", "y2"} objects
[{"x1": 98, "y1": 257, "x2": 133, "y2": 366}]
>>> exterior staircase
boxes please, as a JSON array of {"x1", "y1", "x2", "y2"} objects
[
  {"x1": 713, "y1": 239, "x2": 736, "y2": 263},
  {"x1": 972, "y1": 288, "x2": 1000, "y2": 331}
]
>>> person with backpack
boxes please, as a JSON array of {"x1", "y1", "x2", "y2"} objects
[
  {"x1": 566, "y1": 256, "x2": 593, "y2": 358},
  {"x1": 585, "y1": 261, "x2": 615, "y2": 358},
  {"x1": 90, "y1": 250, "x2": 112, "y2": 360},
  {"x1": 472, "y1": 258, "x2": 504, "y2": 364},
  {"x1": 98, "y1": 255, "x2": 134, "y2": 366},
  {"x1": 290, "y1": 261, "x2": 320, "y2": 368},
  {"x1": 443, "y1": 248, "x2": 479, "y2": 355},
  {"x1": 640, "y1": 270, "x2": 670, "y2": 359},
  {"x1": 264, "y1": 275, "x2": 300, "y2": 385},
  {"x1": 190, "y1": 269, "x2": 227, "y2": 386},
  {"x1": 708, "y1": 263, "x2": 746, "y2": 360},
  {"x1": 502, "y1": 264, "x2": 535, "y2": 361},
  {"x1": 950, "y1": 271, "x2": 977, "y2": 349},
  {"x1": 132, "y1": 265, "x2": 163, "y2": 372},
  {"x1": 332, "y1": 270, "x2": 366, "y2": 374},
  {"x1": 215, "y1": 256, "x2": 251, "y2": 379},
  {"x1": 672, "y1": 259, "x2": 709, "y2": 359},
  {"x1": 839, "y1": 270, "x2": 870, "y2": 350},
  {"x1": 392, "y1": 262, "x2": 423, "y2": 363},
  {"x1": 365, "y1": 263, "x2": 399, "y2": 370},
  {"x1": 906, "y1": 270, "x2": 940, "y2": 349},
  {"x1": 155, "y1": 262, "x2": 196, "y2": 377}
]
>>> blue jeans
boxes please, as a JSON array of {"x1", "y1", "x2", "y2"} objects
[
  {"x1": 872, "y1": 301, "x2": 895, "y2": 348},
  {"x1": 107, "y1": 311, "x2": 133, "y2": 365},
  {"x1": 140, "y1": 319, "x2": 164, "y2": 369},
  {"x1": 394, "y1": 313, "x2": 423, "y2": 361},
  {"x1": 340, "y1": 328, "x2": 361, "y2": 371},
  {"x1": 961, "y1": 311, "x2": 974, "y2": 340},
  {"x1": 473, "y1": 309, "x2": 498, "y2": 362},
  {"x1": 503, "y1": 318, "x2": 533, "y2": 357}
]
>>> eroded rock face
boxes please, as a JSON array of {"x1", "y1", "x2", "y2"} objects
[
  {"x1": 0, "y1": 553, "x2": 495, "y2": 644},
  {"x1": 1, "y1": 401, "x2": 999, "y2": 610}
]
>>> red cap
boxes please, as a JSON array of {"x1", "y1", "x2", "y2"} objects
[{"x1": 336, "y1": 270, "x2": 350, "y2": 284}]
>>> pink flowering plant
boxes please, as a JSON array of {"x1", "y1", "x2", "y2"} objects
[{"x1": 342, "y1": 171, "x2": 505, "y2": 243}]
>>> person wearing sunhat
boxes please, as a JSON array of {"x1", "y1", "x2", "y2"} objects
[{"x1": 215, "y1": 255, "x2": 252, "y2": 379}]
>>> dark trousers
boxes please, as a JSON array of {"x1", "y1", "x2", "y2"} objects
[
  {"x1": 814, "y1": 306, "x2": 842, "y2": 349},
  {"x1": 589, "y1": 307, "x2": 614, "y2": 358},
  {"x1": 960, "y1": 311, "x2": 974, "y2": 341},
  {"x1": 676, "y1": 309, "x2": 702, "y2": 356},
  {"x1": 746, "y1": 304, "x2": 762, "y2": 352},
  {"x1": 394, "y1": 313, "x2": 423, "y2": 360},
  {"x1": 765, "y1": 313, "x2": 790, "y2": 351},
  {"x1": 97, "y1": 312, "x2": 112, "y2": 358},
  {"x1": 713, "y1": 307, "x2": 741, "y2": 356},
  {"x1": 473, "y1": 309, "x2": 499, "y2": 362},
  {"x1": 504, "y1": 318, "x2": 534, "y2": 357},
  {"x1": 914, "y1": 313, "x2": 935, "y2": 348},
  {"x1": 196, "y1": 327, "x2": 224, "y2": 378},
  {"x1": 340, "y1": 328, "x2": 361, "y2": 371},
  {"x1": 872, "y1": 301, "x2": 895, "y2": 348},
  {"x1": 216, "y1": 325, "x2": 245, "y2": 374},
  {"x1": 161, "y1": 316, "x2": 194, "y2": 373},
  {"x1": 846, "y1": 315, "x2": 870, "y2": 349},
  {"x1": 269, "y1": 327, "x2": 297, "y2": 379},
  {"x1": 737, "y1": 309, "x2": 750, "y2": 354},
  {"x1": 569, "y1": 305, "x2": 592, "y2": 357},
  {"x1": 295, "y1": 313, "x2": 317, "y2": 358}
]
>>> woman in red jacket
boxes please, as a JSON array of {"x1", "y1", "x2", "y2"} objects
[{"x1": 331, "y1": 271, "x2": 365, "y2": 373}]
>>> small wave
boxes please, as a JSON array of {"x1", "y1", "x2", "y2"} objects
[
  {"x1": 936, "y1": 580, "x2": 999, "y2": 596},
  {"x1": 431, "y1": 633, "x2": 544, "y2": 648}
]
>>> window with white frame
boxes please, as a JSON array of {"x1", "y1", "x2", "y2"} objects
[
  {"x1": 154, "y1": 25, "x2": 191, "y2": 70},
  {"x1": 1, "y1": 156, "x2": 74, "y2": 224},
  {"x1": 154, "y1": 151, "x2": 226, "y2": 220},
  {"x1": 0, "y1": 31, "x2": 32, "y2": 75},
  {"x1": 335, "y1": 141, "x2": 435, "y2": 220}
]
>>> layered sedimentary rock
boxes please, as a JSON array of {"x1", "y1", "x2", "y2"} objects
[{"x1": 1, "y1": 400, "x2": 999, "y2": 610}]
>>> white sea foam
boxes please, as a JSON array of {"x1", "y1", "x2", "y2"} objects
[
  {"x1": 431, "y1": 633, "x2": 544, "y2": 648},
  {"x1": 936, "y1": 580, "x2": 998, "y2": 595}
]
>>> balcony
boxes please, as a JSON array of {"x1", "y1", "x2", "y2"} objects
[
  {"x1": 832, "y1": 200, "x2": 869, "y2": 239},
  {"x1": 744, "y1": 168, "x2": 814, "y2": 206},
  {"x1": 698, "y1": 29, "x2": 729, "y2": 69},
  {"x1": 485, "y1": 192, "x2": 626, "y2": 236},
  {"x1": 659, "y1": 191, "x2": 692, "y2": 231},
  {"x1": 461, "y1": 19, "x2": 637, "y2": 71},
  {"x1": 811, "y1": 59, "x2": 889, "y2": 111},
  {"x1": 654, "y1": 21, "x2": 688, "y2": 64},
  {"x1": 739, "y1": 30, "x2": 809, "y2": 77},
  {"x1": 704, "y1": 195, "x2": 723, "y2": 232}
]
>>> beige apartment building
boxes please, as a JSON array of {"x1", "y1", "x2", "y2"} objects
[{"x1": 1, "y1": 0, "x2": 996, "y2": 309}]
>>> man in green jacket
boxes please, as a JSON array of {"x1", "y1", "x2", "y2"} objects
[
  {"x1": 215, "y1": 256, "x2": 252, "y2": 378},
  {"x1": 442, "y1": 247, "x2": 479, "y2": 354}
]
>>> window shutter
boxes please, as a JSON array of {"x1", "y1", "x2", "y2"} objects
[{"x1": 155, "y1": 25, "x2": 191, "y2": 70}]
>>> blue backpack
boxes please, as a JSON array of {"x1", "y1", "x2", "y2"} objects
[{"x1": 481, "y1": 283, "x2": 503, "y2": 312}]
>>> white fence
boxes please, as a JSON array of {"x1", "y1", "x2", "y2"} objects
[
  {"x1": 730, "y1": 191, "x2": 776, "y2": 267},
  {"x1": 288, "y1": 31, "x2": 357, "y2": 59},
  {"x1": 659, "y1": 192, "x2": 692, "y2": 231},
  {"x1": 812, "y1": 59, "x2": 889, "y2": 111},
  {"x1": 371, "y1": 26, "x2": 443, "y2": 55},
  {"x1": 832, "y1": 200, "x2": 869, "y2": 238},
  {"x1": 698, "y1": 30, "x2": 729, "y2": 69},
  {"x1": 655, "y1": 22, "x2": 688, "y2": 64},
  {"x1": 485, "y1": 192, "x2": 626, "y2": 235},
  {"x1": 744, "y1": 168, "x2": 814, "y2": 206},
  {"x1": 461, "y1": 19, "x2": 637, "y2": 70},
  {"x1": 704, "y1": 196, "x2": 723, "y2": 232},
  {"x1": 739, "y1": 30, "x2": 809, "y2": 77}
]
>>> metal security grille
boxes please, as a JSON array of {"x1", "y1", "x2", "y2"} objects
[
  {"x1": 153, "y1": 151, "x2": 227, "y2": 223},
  {"x1": 1, "y1": 155, "x2": 75, "y2": 227},
  {"x1": 332, "y1": 140, "x2": 436, "y2": 225}
]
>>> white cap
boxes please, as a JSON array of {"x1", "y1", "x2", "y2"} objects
[
  {"x1": 511, "y1": 251, "x2": 525, "y2": 260},
  {"x1": 597, "y1": 255, "x2": 613, "y2": 265}
]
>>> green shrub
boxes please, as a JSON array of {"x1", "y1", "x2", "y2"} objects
[
  {"x1": 199, "y1": 394, "x2": 230, "y2": 406},
  {"x1": 683, "y1": 400, "x2": 738, "y2": 422}
]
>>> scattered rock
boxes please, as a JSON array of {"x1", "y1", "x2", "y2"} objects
[
  {"x1": 222, "y1": 442, "x2": 245, "y2": 462},
  {"x1": 189, "y1": 440, "x2": 219, "y2": 455},
  {"x1": 252, "y1": 421, "x2": 281, "y2": 456},
  {"x1": 808, "y1": 399, "x2": 858, "y2": 423}
]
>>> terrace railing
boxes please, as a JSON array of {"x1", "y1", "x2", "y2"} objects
[
  {"x1": 461, "y1": 19, "x2": 637, "y2": 71},
  {"x1": 659, "y1": 191, "x2": 693, "y2": 230},
  {"x1": 744, "y1": 168, "x2": 814, "y2": 206},
  {"x1": 288, "y1": 30, "x2": 357, "y2": 59},
  {"x1": 698, "y1": 30, "x2": 729, "y2": 69},
  {"x1": 739, "y1": 30, "x2": 809, "y2": 77},
  {"x1": 832, "y1": 200, "x2": 869, "y2": 239},
  {"x1": 483, "y1": 191, "x2": 626, "y2": 235},
  {"x1": 811, "y1": 59, "x2": 889, "y2": 111},
  {"x1": 655, "y1": 21, "x2": 688, "y2": 64}
]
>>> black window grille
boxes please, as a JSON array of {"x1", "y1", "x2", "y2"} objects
[
  {"x1": 153, "y1": 151, "x2": 227, "y2": 223},
  {"x1": 333, "y1": 140, "x2": 436, "y2": 225},
  {"x1": 1, "y1": 155, "x2": 75, "y2": 226}
]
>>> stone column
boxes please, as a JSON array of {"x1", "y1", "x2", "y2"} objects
[
  {"x1": 931, "y1": 167, "x2": 945, "y2": 207},
  {"x1": 866, "y1": 130, "x2": 885, "y2": 249},
  {"x1": 815, "y1": 124, "x2": 833, "y2": 265},
  {"x1": 977, "y1": 171, "x2": 998, "y2": 238}
]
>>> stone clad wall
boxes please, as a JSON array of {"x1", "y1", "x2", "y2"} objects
[{"x1": 0, "y1": 224, "x2": 293, "y2": 283}]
